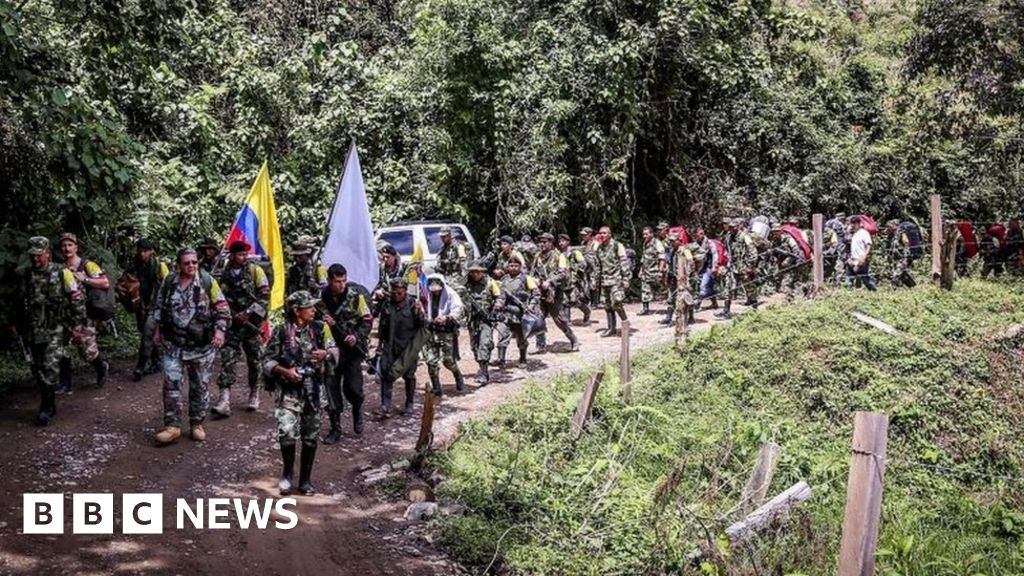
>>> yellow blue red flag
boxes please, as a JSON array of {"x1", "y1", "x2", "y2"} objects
[{"x1": 226, "y1": 161, "x2": 285, "y2": 310}]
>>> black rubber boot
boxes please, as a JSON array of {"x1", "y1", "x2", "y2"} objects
[
  {"x1": 496, "y1": 347, "x2": 507, "y2": 369},
  {"x1": 430, "y1": 372, "x2": 443, "y2": 398},
  {"x1": 57, "y1": 358, "x2": 72, "y2": 395},
  {"x1": 582, "y1": 304, "x2": 591, "y2": 324},
  {"x1": 279, "y1": 443, "x2": 296, "y2": 495},
  {"x1": 715, "y1": 301, "x2": 732, "y2": 319},
  {"x1": 517, "y1": 348, "x2": 528, "y2": 368},
  {"x1": 534, "y1": 333, "x2": 547, "y2": 355},
  {"x1": 352, "y1": 407, "x2": 364, "y2": 435},
  {"x1": 638, "y1": 301, "x2": 651, "y2": 315},
  {"x1": 601, "y1": 311, "x2": 617, "y2": 337},
  {"x1": 454, "y1": 371, "x2": 466, "y2": 391},
  {"x1": 36, "y1": 387, "x2": 56, "y2": 427},
  {"x1": 475, "y1": 362, "x2": 490, "y2": 385},
  {"x1": 568, "y1": 334, "x2": 580, "y2": 352},
  {"x1": 322, "y1": 411, "x2": 342, "y2": 445},
  {"x1": 298, "y1": 442, "x2": 317, "y2": 496},
  {"x1": 93, "y1": 356, "x2": 109, "y2": 387}
]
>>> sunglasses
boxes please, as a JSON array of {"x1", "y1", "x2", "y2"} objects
[{"x1": 181, "y1": 260, "x2": 199, "y2": 266}]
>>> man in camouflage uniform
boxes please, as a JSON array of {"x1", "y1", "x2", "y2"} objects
[
  {"x1": 593, "y1": 226, "x2": 631, "y2": 337},
  {"x1": 515, "y1": 234, "x2": 539, "y2": 271},
  {"x1": 771, "y1": 225, "x2": 807, "y2": 302},
  {"x1": 494, "y1": 259, "x2": 541, "y2": 369},
  {"x1": 376, "y1": 277, "x2": 426, "y2": 416},
  {"x1": 824, "y1": 213, "x2": 847, "y2": 285},
  {"x1": 465, "y1": 260, "x2": 500, "y2": 385},
  {"x1": 212, "y1": 241, "x2": 270, "y2": 417},
  {"x1": 579, "y1": 227, "x2": 600, "y2": 309},
  {"x1": 372, "y1": 244, "x2": 407, "y2": 314},
  {"x1": 718, "y1": 218, "x2": 760, "y2": 319},
  {"x1": 638, "y1": 226, "x2": 666, "y2": 316},
  {"x1": 885, "y1": 220, "x2": 916, "y2": 288},
  {"x1": 531, "y1": 233, "x2": 580, "y2": 352},
  {"x1": 423, "y1": 273, "x2": 465, "y2": 396},
  {"x1": 285, "y1": 236, "x2": 327, "y2": 296},
  {"x1": 57, "y1": 232, "x2": 109, "y2": 392},
  {"x1": 558, "y1": 233, "x2": 591, "y2": 324},
  {"x1": 151, "y1": 248, "x2": 231, "y2": 445},
  {"x1": 18, "y1": 237, "x2": 86, "y2": 426},
  {"x1": 131, "y1": 238, "x2": 170, "y2": 381},
  {"x1": 264, "y1": 290, "x2": 337, "y2": 496},
  {"x1": 319, "y1": 264, "x2": 373, "y2": 441},
  {"x1": 436, "y1": 226, "x2": 468, "y2": 290},
  {"x1": 197, "y1": 238, "x2": 221, "y2": 274},
  {"x1": 673, "y1": 242, "x2": 698, "y2": 346},
  {"x1": 492, "y1": 235, "x2": 525, "y2": 280},
  {"x1": 659, "y1": 227, "x2": 681, "y2": 326}
]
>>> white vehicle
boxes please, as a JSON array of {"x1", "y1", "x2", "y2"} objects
[{"x1": 375, "y1": 220, "x2": 482, "y2": 273}]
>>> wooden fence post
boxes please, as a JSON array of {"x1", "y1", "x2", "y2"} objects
[
  {"x1": 415, "y1": 385, "x2": 436, "y2": 454},
  {"x1": 571, "y1": 370, "x2": 605, "y2": 440},
  {"x1": 838, "y1": 412, "x2": 889, "y2": 576},
  {"x1": 940, "y1": 223, "x2": 957, "y2": 290},
  {"x1": 620, "y1": 319, "x2": 631, "y2": 402},
  {"x1": 740, "y1": 442, "x2": 783, "y2": 515},
  {"x1": 812, "y1": 214, "x2": 824, "y2": 292},
  {"x1": 930, "y1": 194, "x2": 942, "y2": 282}
]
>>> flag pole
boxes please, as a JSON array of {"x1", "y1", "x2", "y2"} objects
[{"x1": 321, "y1": 139, "x2": 358, "y2": 254}]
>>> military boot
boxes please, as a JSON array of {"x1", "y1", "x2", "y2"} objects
[
  {"x1": 352, "y1": 407, "x2": 364, "y2": 435},
  {"x1": 211, "y1": 388, "x2": 231, "y2": 418},
  {"x1": 582, "y1": 305, "x2": 591, "y2": 324},
  {"x1": 568, "y1": 334, "x2": 580, "y2": 352},
  {"x1": 35, "y1": 387, "x2": 57, "y2": 427},
  {"x1": 714, "y1": 301, "x2": 732, "y2": 320},
  {"x1": 429, "y1": 372, "x2": 443, "y2": 398},
  {"x1": 517, "y1": 348, "x2": 528, "y2": 369},
  {"x1": 454, "y1": 371, "x2": 466, "y2": 391},
  {"x1": 601, "y1": 311, "x2": 617, "y2": 337},
  {"x1": 638, "y1": 301, "x2": 651, "y2": 315},
  {"x1": 57, "y1": 358, "x2": 72, "y2": 395},
  {"x1": 93, "y1": 356, "x2": 109, "y2": 388},
  {"x1": 298, "y1": 443, "x2": 317, "y2": 496},
  {"x1": 246, "y1": 385, "x2": 260, "y2": 412},
  {"x1": 154, "y1": 426, "x2": 181, "y2": 445},
  {"x1": 279, "y1": 443, "x2": 296, "y2": 495},
  {"x1": 533, "y1": 333, "x2": 547, "y2": 355},
  {"x1": 658, "y1": 307, "x2": 674, "y2": 325},
  {"x1": 475, "y1": 362, "x2": 490, "y2": 386},
  {"x1": 496, "y1": 347, "x2": 507, "y2": 369},
  {"x1": 132, "y1": 358, "x2": 145, "y2": 382},
  {"x1": 323, "y1": 411, "x2": 342, "y2": 445}
]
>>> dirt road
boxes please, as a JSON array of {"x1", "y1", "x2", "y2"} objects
[{"x1": 0, "y1": 301, "x2": 754, "y2": 575}]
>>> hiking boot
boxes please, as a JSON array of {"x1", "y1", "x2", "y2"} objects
[
  {"x1": 190, "y1": 424, "x2": 206, "y2": 442},
  {"x1": 246, "y1": 387, "x2": 260, "y2": 412},
  {"x1": 155, "y1": 426, "x2": 181, "y2": 445},
  {"x1": 279, "y1": 443, "x2": 296, "y2": 496},
  {"x1": 93, "y1": 357, "x2": 109, "y2": 387},
  {"x1": 211, "y1": 388, "x2": 231, "y2": 418},
  {"x1": 475, "y1": 362, "x2": 490, "y2": 386},
  {"x1": 454, "y1": 372, "x2": 466, "y2": 392},
  {"x1": 638, "y1": 302, "x2": 652, "y2": 316},
  {"x1": 132, "y1": 368, "x2": 144, "y2": 382},
  {"x1": 400, "y1": 400, "x2": 414, "y2": 416}
]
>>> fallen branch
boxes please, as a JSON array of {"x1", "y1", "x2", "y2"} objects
[
  {"x1": 725, "y1": 480, "x2": 812, "y2": 546},
  {"x1": 851, "y1": 312, "x2": 900, "y2": 337}
]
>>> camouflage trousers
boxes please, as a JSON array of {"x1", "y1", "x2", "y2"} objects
[
  {"x1": 217, "y1": 330, "x2": 263, "y2": 390},
  {"x1": 135, "y1": 309, "x2": 160, "y2": 369},
  {"x1": 776, "y1": 257, "x2": 807, "y2": 302},
  {"x1": 162, "y1": 348, "x2": 215, "y2": 427},
  {"x1": 540, "y1": 293, "x2": 576, "y2": 343},
  {"x1": 424, "y1": 330, "x2": 462, "y2": 378},
  {"x1": 600, "y1": 284, "x2": 626, "y2": 317},
  {"x1": 673, "y1": 288, "x2": 694, "y2": 344},
  {"x1": 68, "y1": 320, "x2": 100, "y2": 362},
  {"x1": 468, "y1": 320, "x2": 495, "y2": 362},
  {"x1": 723, "y1": 269, "x2": 758, "y2": 306},
  {"x1": 496, "y1": 320, "x2": 529, "y2": 353},
  {"x1": 29, "y1": 328, "x2": 65, "y2": 392},
  {"x1": 276, "y1": 392, "x2": 321, "y2": 448},
  {"x1": 567, "y1": 281, "x2": 592, "y2": 318},
  {"x1": 640, "y1": 274, "x2": 662, "y2": 304},
  {"x1": 890, "y1": 257, "x2": 916, "y2": 288}
]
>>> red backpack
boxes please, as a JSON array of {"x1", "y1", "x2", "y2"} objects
[
  {"x1": 710, "y1": 239, "x2": 729, "y2": 268},
  {"x1": 957, "y1": 221, "x2": 978, "y2": 258},
  {"x1": 859, "y1": 214, "x2": 879, "y2": 235},
  {"x1": 989, "y1": 224, "x2": 1006, "y2": 243},
  {"x1": 780, "y1": 224, "x2": 812, "y2": 261},
  {"x1": 671, "y1": 226, "x2": 689, "y2": 245}
]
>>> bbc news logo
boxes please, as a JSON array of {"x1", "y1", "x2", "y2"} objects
[{"x1": 23, "y1": 494, "x2": 298, "y2": 534}]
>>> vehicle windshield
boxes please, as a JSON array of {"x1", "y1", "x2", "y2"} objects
[
  {"x1": 425, "y1": 226, "x2": 469, "y2": 254},
  {"x1": 378, "y1": 229, "x2": 415, "y2": 256}
]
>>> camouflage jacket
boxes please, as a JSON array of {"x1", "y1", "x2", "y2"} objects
[
  {"x1": 133, "y1": 256, "x2": 170, "y2": 308},
  {"x1": 318, "y1": 286, "x2": 372, "y2": 358},
  {"x1": 21, "y1": 262, "x2": 86, "y2": 343},
  {"x1": 531, "y1": 249, "x2": 569, "y2": 291},
  {"x1": 263, "y1": 320, "x2": 338, "y2": 400},
  {"x1": 641, "y1": 238, "x2": 666, "y2": 279},
  {"x1": 219, "y1": 262, "x2": 270, "y2": 320},
  {"x1": 436, "y1": 241, "x2": 467, "y2": 280},
  {"x1": 151, "y1": 271, "x2": 231, "y2": 356},
  {"x1": 285, "y1": 260, "x2": 327, "y2": 296},
  {"x1": 494, "y1": 249, "x2": 525, "y2": 277},
  {"x1": 465, "y1": 276, "x2": 501, "y2": 325},
  {"x1": 496, "y1": 273, "x2": 540, "y2": 321},
  {"x1": 594, "y1": 239, "x2": 631, "y2": 287}
]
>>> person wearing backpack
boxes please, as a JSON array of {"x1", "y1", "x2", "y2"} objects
[
  {"x1": 846, "y1": 216, "x2": 878, "y2": 291},
  {"x1": 57, "y1": 232, "x2": 110, "y2": 392},
  {"x1": 885, "y1": 220, "x2": 917, "y2": 288},
  {"x1": 212, "y1": 241, "x2": 271, "y2": 417},
  {"x1": 150, "y1": 248, "x2": 231, "y2": 445},
  {"x1": 771, "y1": 224, "x2": 810, "y2": 302},
  {"x1": 129, "y1": 239, "x2": 170, "y2": 381}
]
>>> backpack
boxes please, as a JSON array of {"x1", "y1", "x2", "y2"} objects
[
  {"x1": 957, "y1": 221, "x2": 978, "y2": 258},
  {"x1": 897, "y1": 221, "x2": 924, "y2": 260},
  {"x1": 159, "y1": 271, "x2": 217, "y2": 347},
  {"x1": 860, "y1": 215, "x2": 879, "y2": 236},
  {"x1": 670, "y1": 226, "x2": 689, "y2": 245},
  {"x1": 780, "y1": 224, "x2": 812, "y2": 261},
  {"x1": 709, "y1": 239, "x2": 729, "y2": 268},
  {"x1": 989, "y1": 224, "x2": 1006, "y2": 243},
  {"x1": 77, "y1": 260, "x2": 116, "y2": 321}
]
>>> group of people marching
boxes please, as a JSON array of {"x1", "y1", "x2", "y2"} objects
[{"x1": 13, "y1": 214, "x2": 1021, "y2": 495}]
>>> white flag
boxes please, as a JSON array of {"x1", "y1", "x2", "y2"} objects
[{"x1": 322, "y1": 143, "x2": 379, "y2": 291}]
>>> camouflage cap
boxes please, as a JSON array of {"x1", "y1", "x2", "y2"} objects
[
  {"x1": 579, "y1": 227, "x2": 594, "y2": 236},
  {"x1": 136, "y1": 238, "x2": 155, "y2": 251},
  {"x1": 467, "y1": 260, "x2": 488, "y2": 272},
  {"x1": 289, "y1": 238, "x2": 314, "y2": 255},
  {"x1": 286, "y1": 290, "x2": 318, "y2": 310},
  {"x1": 656, "y1": 221, "x2": 669, "y2": 230},
  {"x1": 834, "y1": 212, "x2": 847, "y2": 220},
  {"x1": 557, "y1": 233, "x2": 571, "y2": 242},
  {"x1": 57, "y1": 232, "x2": 78, "y2": 245},
  {"x1": 731, "y1": 217, "x2": 747, "y2": 228},
  {"x1": 439, "y1": 226, "x2": 452, "y2": 236},
  {"x1": 389, "y1": 277, "x2": 409, "y2": 288},
  {"x1": 785, "y1": 216, "x2": 801, "y2": 225},
  {"x1": 379, "y1": 244, "x2": 397, "y2": 256},
  {"x1": 27, "y1": 236, "x2": 49, "y2": 255},
  {"x1": 499, "y1": 235, "x2": 514, "y2": 244},
  {"x1": 538, "y1": 232, "x2": 555, "y2": 242},
  {"x1": 886, "y1": 219, "x2": 900, "y2": 228},
  {"x1": 197, "y1": 237, "x2": 220, "y2": 250}
]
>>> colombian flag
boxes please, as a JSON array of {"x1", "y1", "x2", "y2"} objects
[
  {"x1": 225, "y1": 161, "x2": 285, "y2": 311},
  {"x1": 405, "y1": 240, "x2": 430, "y2": 310}
]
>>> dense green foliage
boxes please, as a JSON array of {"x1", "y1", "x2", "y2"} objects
[{"x1": 436, "y1": 280, "x2": 1024, "y2": 574}]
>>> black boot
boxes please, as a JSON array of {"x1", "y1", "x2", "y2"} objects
[
  {"x1": 582, "y1": 304, "x2": 591, "y2": 324},
  {"x1": 93, "y1": 356, "x2": 109, "y2": 387},
  {"x1": 534, "y1": 333, "x2": 547, "y2": 355},
  {"x1": 475, "y1": 362, "x2": 490, "y2": 385},
  {"x1": 352, "y1": 406, "x2": 364, "y2": 435},
  {"x1": 57, "y1": 358, "x2": 72, "y2": 395},
  {"x1": 454, "y1": 371, "x2": 465, "y2": 392},
  {"x1": 322, "y1": 411, "x2": 342, "y2": 445},
  {"x1": 517, "y1": 348, "x2": 528, "y2": 368},
  {"x1": 714, "y1": 301, "x2": 732, "y2": 320},
  {"x1": 279, "y1": 443, "x2": 296, "y2": 495},
  {"x1": 298, "y1": 442, "x2": 317, "y2": 496},
  {"x1": 496, "y1": 347, "x2": 507, "y2": 369},
  {"x1": 601, "y1": 311, "x2": 617, "y2": 337},
  {"x1": 35, "y1": 387, "x2": 56, "y2": 427},
  {"x1": 430, "y1": 372, "x2": 443, "y2": 397},
  {"x1": 568, "y1": 333, "x2": 580, "y2": 352},
  {"x1": 638, "y1": 301, "x2": 651, "y2": 316}
]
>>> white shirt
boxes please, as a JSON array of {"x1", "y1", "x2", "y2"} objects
[{"x1": 850, "y1": 228, "x2": 872, "y2": 263}]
